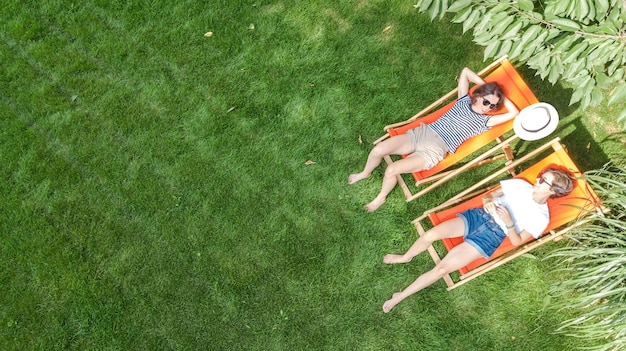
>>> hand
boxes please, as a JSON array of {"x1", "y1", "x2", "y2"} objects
[
  {"x1": 483, "y1": 200, "x2": 497, "y2": 216},
  {"x1": 494, "y1": 205, "x2": 513, "y2": 226}
]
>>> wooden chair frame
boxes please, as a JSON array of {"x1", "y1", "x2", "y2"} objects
[
  {"x1": 374, "y1": 55, "x2": 539, "y2": 202},
  {"x1": 411, "y1": 138, "x2": 606, "y2": 290}
]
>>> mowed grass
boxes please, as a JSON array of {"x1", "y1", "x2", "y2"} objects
[{"x1": 0, "y1": 1, "x2": 617, "y2": 350}]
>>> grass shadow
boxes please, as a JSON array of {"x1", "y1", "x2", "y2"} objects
[{"x1": 514, "y1": 116, "x2": 611, "y2": 172}]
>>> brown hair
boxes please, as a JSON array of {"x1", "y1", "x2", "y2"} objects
[
  {"x1": 538, "y1": 165, "x2": 577, "y2": 198},
  {"x1": 470, "y1": 82, "x2": 504, "y2": 110}
]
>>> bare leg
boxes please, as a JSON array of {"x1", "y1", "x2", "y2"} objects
[
  {"x1": 383, "y1": 242, "x2": 482, "y2": 313},
  {"x1": 383, "y1": 217, "x2": 465, "y2": 264},
  {"x1": 364, "y1": 154, "x2": 426, "y2": 211},
  {"x1": 349, "y1": 134, "x2": 413, "y2": 185}
]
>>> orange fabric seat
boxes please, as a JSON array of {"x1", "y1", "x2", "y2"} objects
[
  {"x1": 412, "y1": 138, "x2": 604, "y2": 290},
  {"x1": 377, "y1": 56, "x2": 539, "y2": 202}
]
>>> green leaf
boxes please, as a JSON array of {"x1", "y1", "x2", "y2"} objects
[
  {"x1": 518, "y1": 34, "x2": 545, "y2": 61},
  {"x1": 473, "y1": 30, "x2": 496, "y2": 45},
  {"x1": 439, "y1": 0, "x2": 449, "y2": 19},
  {"x1": 608, "y1": 84, "x2": 626, "y2": 106},
  {"x1": 551, "y1": 18, "x2": 582, "y2": 31},
  {"x1": 594, "y1": 72, "x2": 611, "y2": 88},
  {"x1": 585, "y1": 0, "x2": 596, "y2": 22},
  {"x1": 545, "y1": 27, "x2": 561, "y2": 41},
  {"x1": 548, "y1": 61, "x2": 564, "y2": 84},
  {"x1": 495, "y1": 40, "x2": 513, "y2": 58},
  {"x1": 569, "y1": 76, "x2": 592, "y2": 105},
  {"x1": 614, "y1": 68, "x2": 624, "y2": 81},
  {"x1": 500, "y1": 21, "x2": 524, "y2": 40},
  {"x1": 569, "y1": 69, "x2": 590, "y2": 86},
  {"x1": 608, "y1": 3, "x2": 621, "y2": 22},
  {"x1": 608, "y1": 55, "x2": 623, "y2": 75},
  {"x1": 463, "y1": 8, "x2": 482, "y2": 33},
  {"x1": 509, "y1": 39, "x2": 524, "y2": 58},
  {"x1": 564, "y1": 57, "x2": 587, "y2": 79},
  {"x1": 517, "y1": 0, "x2": 534, "y2": 11},
  {"x1": 448, "y1": 0, "x2": 472, "y2": 12},
  {"x1": 478, "y1": 11, "x2": 508, "y2": 32},
  {"x1": 576, "y1": 0, "x2": 591, "y2": 22},
  {"x1": 527, "y1": 47, "x2": 549, "y2": 70},
  {"x1": 565, "y1": 0, "x2": 577, "y2": 18},
  {"x1": 586, "y1": 40, "x2": 614, "y2": 63},
  {"x1": 616, "y1": 107, "x2": 626, "y2": 129},
  {"x1": 553, "y1": 0, "x2": 570, "y2": 15},
  {"x1": 589, "y1": 87, "x2": 603, "y2": 106},
  {"x1": 597, "y1": 23, "x2": 618, "y2": 35},
  {"x1": 453, "y1": 6, "x2": 473, "y2": 23},
  {"x1": 606, "y1": 42, "x2": 626, "y2": 62},
  {"x1": 484, "y1": 40, "x2": 500, "y2": 61},
  {"x1": 419, "y1": 0, "x2": 434, "y2": 13},
  {"x1": 594, "y1": 0, "x2": 609, "y2": 19},
  {"x1": 487, "y1": 3, "x2": 510, "y2": 16},
  {"x1": 563, "y1": 42, "x2": 589, "y2": 63},
  {"x1": 491, "y1": 15, "x2": 516, "y2": 36},
  {"x1": 427, "y1": 0, "x2": 441, "y2": 20},
  {"x1": 518, "y1": 24, "x2": 542, "y2": 47},
  {"x1": 552, "y1": 33, "x2": 578, "y2": 54}
]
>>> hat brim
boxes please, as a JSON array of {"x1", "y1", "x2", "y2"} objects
[{"x1": 513, "y1": 103, "x2": 559, "y2": 141}]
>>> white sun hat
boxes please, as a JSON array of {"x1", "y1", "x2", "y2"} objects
[{"x1": 513, "y1": 102, "x2": 559, "y2": 141}]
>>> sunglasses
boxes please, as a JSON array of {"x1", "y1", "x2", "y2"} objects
[
  {"x1": 482, "y1": 98, "x2": 498, "y2": 110},
  {"x1": 537, "y1": 176, "x2": 553, "y2": 188}
]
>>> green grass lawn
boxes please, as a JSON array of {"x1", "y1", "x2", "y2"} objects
[{"x1": 1, "y1": 1, "x2": 622, "y2": 350}]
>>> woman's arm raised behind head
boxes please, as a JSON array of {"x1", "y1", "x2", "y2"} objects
[
  {"x1": 486, "y1": 97, "x2": 520, "y2": 127},
  {"x1": 458, "y1": 67, "x2": 486, "y2": 98}
]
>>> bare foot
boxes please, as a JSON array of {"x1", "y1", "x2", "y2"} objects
[
  {"x1": 364, "y1": 198, "x2": 385, "y2": 212},
  {"x1": 348, "y1": 172, "x2": 369, "y2": 185},
  {"x1": 383, "y1": 254, "x2": 410, "y2": 264},
  {"x1": 383, "y1": 293, "x2": 403, "y2": 313}
]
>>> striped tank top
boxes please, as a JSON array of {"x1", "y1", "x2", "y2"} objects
[{"x1": 428, "y1": 94, "x2": 490, "y2": 153}]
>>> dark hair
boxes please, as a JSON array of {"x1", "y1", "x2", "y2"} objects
[
  {"x1": 470, "y1": 82, "x2": 504, "y2": 109},
  {"x1": 538, "y1": 165, "x2": 577, "y2": 198}
]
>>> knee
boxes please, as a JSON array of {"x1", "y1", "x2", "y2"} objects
[
  {"x1": 421, "y1": 228, "x2": 441, "y2": 242},
  {"x1": 370, "y1": 144, "x2": 387, "y2": 158},
  {"x1": 433, "y1": 264, "x2": 452, "y2": 277},
  {"x1": 384, "y1": 163, "x2": 403, "y2": 177}
]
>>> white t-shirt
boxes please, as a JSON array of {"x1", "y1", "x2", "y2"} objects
[{"x1": 494, "y1": 179, "x2": 549, "y2": 238}]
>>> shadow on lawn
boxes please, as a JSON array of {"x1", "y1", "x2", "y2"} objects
[{"x1": 512, "y1": 65, "x2": 611, "y2": 171}]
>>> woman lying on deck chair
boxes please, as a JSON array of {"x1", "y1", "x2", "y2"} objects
[
  {"x1": 381, "y1": 166, "x2": 575, "y2": 313},
  {"x1": 349, "y1": 67, "x2": 520, "y2": 212}
]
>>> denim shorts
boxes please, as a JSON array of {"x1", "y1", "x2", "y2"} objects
[{"x1": 457, "y1": 208, "x2": 506, "y2": 258}]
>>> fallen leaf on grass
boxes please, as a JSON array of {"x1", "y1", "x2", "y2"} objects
[
  {"x1": 358, "y1": 135, "x2": 363, "y2": 144},
  {"x1": 305, "y1": 160, "x2": 316, "y2": 165},
  {"x1": 586, "y1": 143, "x2": 591, "y2": 150},
  {"x1": 204, "y1": 31, "x2": 213, "y2": 37},
  {"x1": 382, "y1": 25, "x2": 392, "y2": 33},
  {"x1": 227, "y1": 106, "x2": 236, "y2": 113}
]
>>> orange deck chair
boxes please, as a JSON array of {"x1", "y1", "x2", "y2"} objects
[
  {"x1": 373, "y1": 55, "x2": 539, "y2": 202},
  {"x1": 412, "y1": 138, "x2": 605, "y2": 290}
]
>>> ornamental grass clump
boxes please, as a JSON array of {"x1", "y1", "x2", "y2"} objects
[{"x1": 547, "y1": 162, "x2": 626, "y2": 351}]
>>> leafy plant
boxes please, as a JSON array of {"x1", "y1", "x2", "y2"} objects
[
  {"x1": 413, "y1": 0, "x2": 626, "y2": 127},
  {"x1": 547, "y1": 163, "x2": 626, "y2": 351}
]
